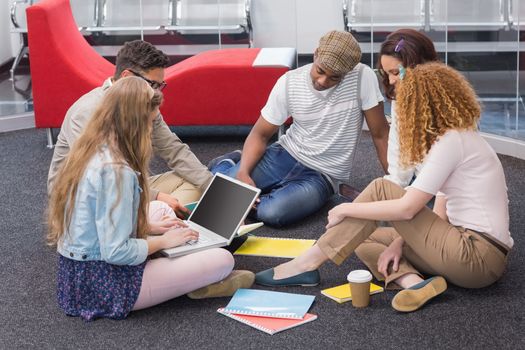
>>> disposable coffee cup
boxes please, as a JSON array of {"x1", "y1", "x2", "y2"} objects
[{"x1": 347, "y1": 270, "x2": 373, "y2": 308}]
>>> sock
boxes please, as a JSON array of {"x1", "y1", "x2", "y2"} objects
[{"x1": 408, "y1": 276, "x2": 437, "y2": 290}]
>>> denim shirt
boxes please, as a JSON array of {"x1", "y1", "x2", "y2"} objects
[{"x1": 57, "y1": 147, "x2": 148, "y2": 266}]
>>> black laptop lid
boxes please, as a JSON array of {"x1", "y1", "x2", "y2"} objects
[{"x1": 188, "y1": 174, "x2": 260, "y2": 239}]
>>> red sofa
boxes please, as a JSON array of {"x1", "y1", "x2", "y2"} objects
[
  {"x1": 27, "y1": 0, "x2": 113, "y2": 129},
  {"x1": 26, "y1": 0, "x2": 294, "y2": 135},
  {"x1": 162, "y1": 48, "x2": 290, "y2": 126}
]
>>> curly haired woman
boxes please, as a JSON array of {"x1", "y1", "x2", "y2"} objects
[{"x1": 255, "y1": 63, "x2": 513, "y2": 312}]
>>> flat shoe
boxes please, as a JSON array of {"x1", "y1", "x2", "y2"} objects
[
  {"x1": 187, "y1": 270, "x2": 255, "y2": 299},
  {"x1": 391, "y1": 276, "x2": 447, "y2": 312},
  {"x1": 255, "y1": 268, "x2": 320, "y2": 287}
]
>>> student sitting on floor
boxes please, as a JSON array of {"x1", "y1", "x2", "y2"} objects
[
  {"x1": 208, "y1": 30, "x2": 389, "y2": 228},
  {"x1": 48, "y1": 40, "x2": 212, "y2": 218},
  {"x1": 47, "y1": 77, "x2": 253, "y2": 322},
  {"x1": 255, "y1": 63, "x2": 513, "y2": 313}
]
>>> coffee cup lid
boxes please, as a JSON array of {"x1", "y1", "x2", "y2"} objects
[{"x1": 347, "y1": 270, "x2": 372, "y2": 283}]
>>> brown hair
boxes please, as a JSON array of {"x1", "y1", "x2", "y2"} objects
[
  {"x1": 114, "y1": 40, "x2": 170, "y2": 79},
  {"x1": 47, "y1": 77, "x2": 163, "y2": 246},
  {"x1": 378, "y1": 29, "x2": 438, "y2": 99},
  {"x1": 396, "y1": 62, "x2": 480, "y2": 168}
]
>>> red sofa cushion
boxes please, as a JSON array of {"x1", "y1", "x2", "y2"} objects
[{"x1": 161, "y1": 48, "x2": 289, "y2": 126}]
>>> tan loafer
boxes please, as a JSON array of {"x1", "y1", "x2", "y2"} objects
[
  {"x1": 187, "y1": 270, "x2": 255, "y2": 299},
  {"x1": 391, "y1": 276, "x2": 447, "y2": 312}
]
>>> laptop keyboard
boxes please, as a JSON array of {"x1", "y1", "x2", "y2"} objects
[{"x1": 186, "y1": 234, "x2": 211, "y2": 246}]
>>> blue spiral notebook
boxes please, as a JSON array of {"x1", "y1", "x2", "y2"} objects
[{"x1": 222, "y1": 289, "x2": 315, "y2": 319}]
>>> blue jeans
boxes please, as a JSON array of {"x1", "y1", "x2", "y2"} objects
[{"x1": 212, "y1": 143, "x2": 334, "y2": 227}]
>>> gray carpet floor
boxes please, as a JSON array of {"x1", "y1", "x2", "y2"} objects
[{"x1": 0, "y1": 127, "x2": 523, "y2": 349}]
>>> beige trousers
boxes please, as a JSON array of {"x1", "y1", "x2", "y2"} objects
[
  {"x1": 149, "y1": 172, "x2": 202, "y2": 205},
  {"x1": 317, "y1": 178, "x2": 508, "y2": 289}
]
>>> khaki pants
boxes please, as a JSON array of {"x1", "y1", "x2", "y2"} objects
[
  {"x1": 149, "y1": 172, "x2": 202, "y2": 205},
  {"x1": 317, "y1": 178, "x2": 508, "y2": 289}
]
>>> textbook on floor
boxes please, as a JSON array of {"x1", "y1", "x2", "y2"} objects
[
  {"x1": 222, "y1": 289, "x2": 315, "y2": 319},
  {"x1": 217, "y1": 308, "x2": 317, "y2": 335},
  {"x1": 234, "y1": 236, "x2": 316, "y2": 258},
  {"x1": 321, "y1": 282, "x2": 384, "y2": 304}
]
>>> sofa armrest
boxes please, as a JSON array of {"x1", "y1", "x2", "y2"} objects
[{"x1": 252, "y1": 47, "x2": 296, "y2": 69}]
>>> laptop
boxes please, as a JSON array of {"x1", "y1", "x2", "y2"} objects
[{"x1": 161, "y1": 173, "x2": 261, "y2": 258}]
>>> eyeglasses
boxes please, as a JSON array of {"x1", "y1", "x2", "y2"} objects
[{"x1": 128, "y1": 70, "x2": 167, "y2": 91}]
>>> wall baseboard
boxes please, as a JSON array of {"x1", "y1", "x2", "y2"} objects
[
  {"x1": 480, "y1": 132, "x2": 525, "y2": 160},
  {"x1": 0, "y1": 112, "x2": 35, "y2": 132}
]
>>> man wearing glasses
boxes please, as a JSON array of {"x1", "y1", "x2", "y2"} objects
[{"x1": 47, "y1": 40, "x2": 212, "y2": 218}]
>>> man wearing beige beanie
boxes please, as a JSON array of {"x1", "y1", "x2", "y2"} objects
[{"x1": 210, "y1": 30, "x2": 389, "y2": 227}]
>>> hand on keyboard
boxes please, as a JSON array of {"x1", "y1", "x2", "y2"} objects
[
  {"x1": 149, "y1": 215, "x2": 187, "y2": 235},
  {"x1": 186, "y1": 235, "x2": 211, "y2": 246},
  {"x1": 161, "y1": 227, "x2": 199, "y2": 249}
]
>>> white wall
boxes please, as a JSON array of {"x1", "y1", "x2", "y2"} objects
[
  {"x1": 1, "y1": 0, "x2": 345, "y2": 60},
  {"x1": 251, "y1": 0, "x2": 345, "y2": 54},
  {"x1": 251, "y1": 0, "x2": 298, "y2": 49},
  {"x1": 0, "y1": 1, "x2": 13, "y2": 64},
  {"x1": 295, "y1": 0, "x2": 344, "y2": 54}
]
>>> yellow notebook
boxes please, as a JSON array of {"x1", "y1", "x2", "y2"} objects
[
  {"x1": 321, "y1": 282, "x2": 384, "y2": 304},
  {"x1": 234, "y1": 236, "x2": 316, "y2": 258}
]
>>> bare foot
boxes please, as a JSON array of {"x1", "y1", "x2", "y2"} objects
[
  {"x1": 273, "y1": 245, "x2": 329, "y2": 279},
  {"x1": 272, "y1": 261, "x2": 310, "y2": 280}
]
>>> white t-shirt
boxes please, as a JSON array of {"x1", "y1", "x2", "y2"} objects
[
  {"x1": 383, "y1": 101, "x2": 419, "y2": 187},
  {"x1": 259, "y1": 63, "x2": 384, "y2": 187},
  {"x1": 410, "y1": 130, "x2": 512, "y2": 248},
  {"x1": 261, "y1": 64, "x2": 384, "y2": 125}
]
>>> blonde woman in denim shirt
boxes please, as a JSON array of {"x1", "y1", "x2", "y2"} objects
[{"x1": 48, "y1": 77, "x2": 252, "y2": 321}]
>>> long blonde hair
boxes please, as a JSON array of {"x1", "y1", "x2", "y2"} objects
[
  {"x1": 47, "y1": 76, "x2": 163, "y2": 246},
  {"x1": 395, "y1": 62, "x2": 480, "y2": 168}
]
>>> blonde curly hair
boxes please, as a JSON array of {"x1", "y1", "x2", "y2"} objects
[{"x1": 395, "y1": 62, "x2": 480, "y2": 168}]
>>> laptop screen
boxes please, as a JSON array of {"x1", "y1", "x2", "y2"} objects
[{"x1": 188, "y1": 175, "x2": 259, "y2": 239}]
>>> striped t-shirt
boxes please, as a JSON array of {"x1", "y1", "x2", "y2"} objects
[{"x1": 261, "y1": 63, "x2": 383, "y2": 188}]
